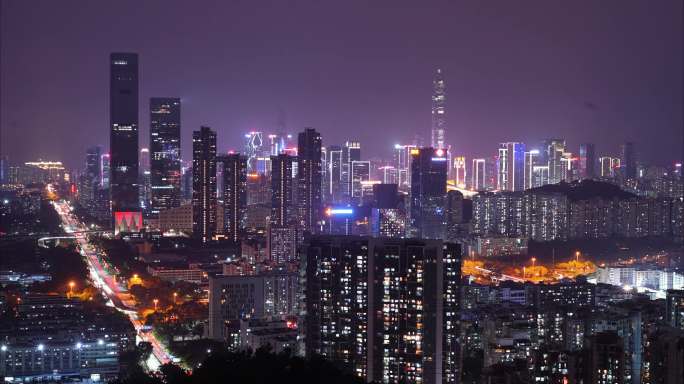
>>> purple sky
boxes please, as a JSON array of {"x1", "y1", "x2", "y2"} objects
[{"x1": 1, "y1": 0, "x2": 682, "y2": 169}]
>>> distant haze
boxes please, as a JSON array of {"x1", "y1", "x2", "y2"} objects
[{"x1": 1, "y1": 0, "x2": 682, "y2": 168}]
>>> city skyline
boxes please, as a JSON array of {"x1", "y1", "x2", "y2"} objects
[{"x1": 1, "y1": 0, "x2": 683, "y2": 168}]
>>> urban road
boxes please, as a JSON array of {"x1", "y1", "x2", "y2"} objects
[{"x1": 52, "y1": 199, "x2": 175, "y2": 370}]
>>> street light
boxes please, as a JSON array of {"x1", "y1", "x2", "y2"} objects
[
  {"x1": 68, "y1": 281, "x2": 75, "y2": 297},
  {"x1": 173, "y1": 292, "x2": 178, "y2": 305},
  {"x1": 153, "y1": 298, "x2": 159, "y2": 311}
]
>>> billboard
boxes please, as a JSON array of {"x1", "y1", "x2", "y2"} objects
[{"x1": 114, "y1": 211, "x2": 143, "y2": 235}]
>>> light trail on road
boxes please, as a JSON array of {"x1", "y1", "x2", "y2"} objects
[{"x1": 51, "y1": 200, "x2": 176, "y2": 368}]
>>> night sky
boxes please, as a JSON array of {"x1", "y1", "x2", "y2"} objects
[{"x1": 1, "y1": 0, "x2": 682, "y2": 169}]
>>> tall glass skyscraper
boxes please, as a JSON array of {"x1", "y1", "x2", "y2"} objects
[
  {"x1": 431, "y1": 68, "x2": 447, "y2": 149},
  {"x1": 110, "y1": 53, "x2": 141, "y2": 232},
  {"x1": 192, "y1": 126, "x2": 217, "y2": 243},
  {"x1": 410, "y1": 147, "x2": 448, "y2": 239},
  {"x1": 297, "y1": 128, "x2": 323, "y2": 232},
  {"x1": 150, "y1": 97, "x2": 181, "y2": 215},
  {"x1": 218, "y1": 153, "x2": 247, "y2": 243}
]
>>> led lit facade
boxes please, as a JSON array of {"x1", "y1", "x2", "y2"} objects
[
  {"x1": 109, "y1": 53, "x2": 140, "y2": 226},
  {"x1": 431, "y1": 68, "x2": 447, "y2": 149},
  {"x1": 410, "y1": 147, "x2": 448, "y2": 239},
  {"x1": 192, "y1": 126, "x2": 217, "y2": 242},
  {"x1": 149, "y1": 97, "x2": 181, "y2": 215}
]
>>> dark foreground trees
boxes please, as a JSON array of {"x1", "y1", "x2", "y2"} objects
[{"x1": 114, "y1": 348, "x2": 365, "y2": 384}]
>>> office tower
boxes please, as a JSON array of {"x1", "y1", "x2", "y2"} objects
[
  {"x1": 218, "y1": 154, "x2": 247, "y2": 242},
  {"x1": 410, "y1": 147, "x2": 448, "y2": 239},
  {"x1": 524, "y1": 149, "x2": 539, "y2": 189},
  {"x1": 394, "y1": 144, "x2": 417, "y2": 192},
  {"x1": 497, "y1": 142, "x2": 525, "y2": 192},
  {"x1": 110, "y1": 53, "x2": 140, "y2": 232},
  {"x1": 341, "y1": 141, "x2": 361, "y2": 199},
  {"x1": 192, "y1": 126, "x2": 217, "y2": 243},
  {"x1": 85, "y1": 146, "x2": 102, "y2": 188},
  {"x1": 370, "y1": 183, "x2": 405, "y2": 237},
  {"x1": 271, "y1": 154, "x2": 295, "y2": 226},
  {"x1": 268, "y1": 225, "x2": 301, "y2": 264},
  {"x1": 621, "y1": 142, "x2": 636, "y2": 179},
  {"x1": 544, "y1": 139, "x2": 566, "y2": 184},
  {"x1": 303, "y1": 236, "x2": 461, "y2": 384},
  {"x1": 350, "y1": 160, "x2": 370, "y2": 199},
  {"x1": 579, "y1": 143, "x2": 595, "y2": 179},
  {"x1": 446, "y1": 190, "x2": 465, "y2": 241},
  {"x1": 472, "y1": 158, "x2": 486, "y2": 191},
  {"x1": 600, "y1": 157, "x2": 621, "y2": 178},
  {"x1": 244, "y1": 131, "x2": 264, "y2": 172},
  {"x1": 560, "y1": 154, "x2": 577, "y2": 182},
  {"x1": 326, "y1": 146, "x2": 343, "y2": 203},
  {"x1": 100, "y1": 153, "x2": 110, "y2": 188},
  {"x1": 297, "y1": 128, "x2": 323, "y2": 232},
  {"x1": 0, "y1": 156, "x2": 8, "y2": 185},
  {"x1": 149, "y1": 98, "x2": 181, "y2": 215},
  {"x1": 431, "y1": 68, "x2": 447, "y2": 149},
  {"x1": 379, "y1": 166, "x2": 397, "y2": 185},
  {"x1": 139, "y1": 148, "x2": 151, "y2": 213},
  {"x1": 532, "y1": 165, "x2": 550, "y2": 187},
  {"x1": 453, "y1": 156, "x2": 466, "y2": 188}
]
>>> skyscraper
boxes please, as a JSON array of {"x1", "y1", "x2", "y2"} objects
[
  {"x1": 410, "y1": 147, "x2": 448, "y2": 239},
  {"x1": 110, "y1": 53, "x2": 140, "y2": 232},
  {"x1": 453, "y1": 156, "x2": 467, "y2": 188},
  {"x1": 218, "y1": 154, "x2": 247, "y2": 243},
  {"x1": 326, "y1": 145, "x2": 343, "y2": 203},
  {"x1": 150, "y1": 98, "x2": 181, "y2": 215},
  {"x1": 192, "y1": 126, "x2": 217, "y2": 243},
  {"x1": 472, "y1": 158, "x2": 487, "y2": 191},
  {"x1": 431, "y1": 68, "x2": 447, "y2": 149},
  {"x1": 498, "y1": 142, "x2": 525, "y2": 192},
  {"x1": 524, "y1": 149, "x2": 540, "y2": 190},
  {"x1": 579, "y1": 143, "x2": 595, "y2": 179},
  {"x1": 297, "y1": 128, "x2": 323, "y2": 232},
  {"x1": 621, "y1": 142, "x2": 636, "y2": 179},
  {"x1": 350, "y1": 160, "x2": 370, "y2": 199},
  {"x1": 544, "y1": 139, "x2": 566, "y2": 184},
  {"x1": 341, "y1": 141, "x2": 361, "y2": 200},
  {"x1": 270, "y1": 154, "x2": 294, "y2": 227}
]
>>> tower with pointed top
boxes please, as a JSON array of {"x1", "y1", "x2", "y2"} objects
[{"x1": 431, "y1": 68, "x2": 447, "y2": 149}]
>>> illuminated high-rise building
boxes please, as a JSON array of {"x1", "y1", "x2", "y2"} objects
[
  {"x1": 497, "y1": 142, "x2": 525, "y2": 192},
  {"x1": 218, "y1": 153, "x2": 247, "y2": 242},
  {"x1": 621, "y1": 142, "x2": 636, "y2": 179},
  {"x1": 341, "y1": 141, "x2": 361, "y2": 200},
  {"x1": 303, "y1": 236, "x2": 461, "y2": 384},
  {"x1": 524, "y1": 149, "x2": 540, "y2": 190},
  {"x1": 472, "y1": 158, "x2": 487, "y2": 191},
  {"x1": 379, "y1": 165, "x2": 397, "y2": 185},
  {"x1": 326, "y1": 145, "x2": 343, "y2": 203},
  {"x1": 350, "y1": 160, "x2": 370, "y2": 199},
  {"x1": 192, "y1": 126, "x2": 217, "y2": 243},
  {"x1": 110, "y1": 52, "x2": 141, "y2": 231},
  {"x1": 139, "y1": 148, "x2": 151, "y2": 213},
  {"x1": 100, "y1": 153, "x2": 111, "y2": 189},
  {"x1": 271, "y1": 153, "x2": 295, "y2": 226},
  {"x1": 532, "y1": 165, "x2": 550, "y2": 187},
  {"x1": 410, "y1": 147, "x2": 448, "y2": 239},
  {"x1": 431, "y1": 68, "x2": 447, "y2": 149},
  {"x1": 394, "y1": 144, "x2": 417, "y2": 192},
  {"x1": 453, "y1": 156, "x2": 466, "y2": 188},
  {"x1": 600, "y1": 157, "x2": 621, "y2": 178},
  {"x1": 579, "y1": 143, "x2": 595, "y2": 179},
  {"x1": 149, "y1": 97, "x2": 181, "y2": 215},
  {"x1": 244, "y1": 131, "x2": 264, "y2": 172},
  {"x1": 297, "y1": 128, "x2": 323, "y2": 232},
  {"x1": 544, "y1": 139, "x2": 566, "y2": 184}
]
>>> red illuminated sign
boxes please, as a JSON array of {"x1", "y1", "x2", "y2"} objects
[{"x1": 114, "y1": 211, "x2": 143, "y2": 235}]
